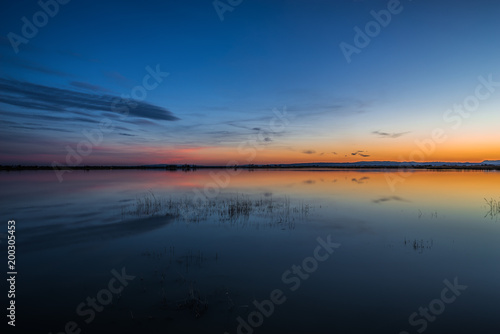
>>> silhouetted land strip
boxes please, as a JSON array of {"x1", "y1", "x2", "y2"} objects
[{"x1": 2, "y1": 164, "x2": 500, "y2": 171}]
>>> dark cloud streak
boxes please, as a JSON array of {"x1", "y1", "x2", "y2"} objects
[
  {"x1": 302, "y1": 150, "x2": 316, "y2": 154},
  {"x1": 0, "y1": 78, "x2": 179, "y2": 122},
  {"x1": 372, "y1": 130, "x2": 410, "y2": 138},
  {"x1": 351, "y1": 150, "x2": 370, "y2": 157}
]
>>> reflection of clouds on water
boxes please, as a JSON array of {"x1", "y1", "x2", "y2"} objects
[
  {"x1": 351, "y1": 177, "x2": 370, "y2": 184},
  {"x1": 18, "y1": 216, "x2": 173, "y2": 252},
  {"x1": 2, "y1": 169, "x2": 499, "y2": 333}
]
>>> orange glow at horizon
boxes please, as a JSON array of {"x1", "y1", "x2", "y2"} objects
[
  {"x1": 155, "y1": 143, "x2": 498, "y2": 165},
  {"x1": 14, "y1": 137, "x2": 498, "y2": 166}
]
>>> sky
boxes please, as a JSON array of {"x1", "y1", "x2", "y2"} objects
[{"x1": 0, "y1": 0, "x2": 499, "y2": 166}]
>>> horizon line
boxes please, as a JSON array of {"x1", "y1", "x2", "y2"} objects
[{"x1": 2, "y1": 159, "x2": 500, "y2": 169}]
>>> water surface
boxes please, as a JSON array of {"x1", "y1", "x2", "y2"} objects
[{"x1": 1, "y1": 169, "x2": 499, "y2": 333}]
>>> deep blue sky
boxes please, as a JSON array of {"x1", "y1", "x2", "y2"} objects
[{"x1": 1, "y1": 0, "x2": 499, "y2": 165}]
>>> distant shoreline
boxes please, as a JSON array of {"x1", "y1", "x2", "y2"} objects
[{"x1": 2, "y1": 164, "x2": 500, "y2": 171}]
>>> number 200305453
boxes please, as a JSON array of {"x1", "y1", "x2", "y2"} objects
[{"x1": 8, "y1": 220, "x2": 16, "y2": 270}]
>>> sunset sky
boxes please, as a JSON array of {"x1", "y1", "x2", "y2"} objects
[{"x1": 1, "y1": 0, "x2": 499, "y2": 166}]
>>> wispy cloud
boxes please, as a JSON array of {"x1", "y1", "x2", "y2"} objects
[
  {"x1": 0, "y1": 109, "x2": 99, "y2": 124},
  {"x1": 1, "y1": 54, "x2": 71, "y2": 77},
  {"x1": 372, "y1": 130, "x2": 410, "y2": 138},
  {"x1": 70, "y1": 81, "x2": 111, "y2": 93},
  {"x1": 0, "y1": 78, "x2": 179, "y2": 122},
  {"x1": 302, "y1": 149, "x2": 316, "y2": 154},
  {"x1": 351, "y1": 150, "x2": 370, "y2": 157},
  {"x1": 103, "y1": 71, "x2": 135, "y2": 88},
  {"x1": 7, "y1": 124, "x2": 73, "y2": 133}
]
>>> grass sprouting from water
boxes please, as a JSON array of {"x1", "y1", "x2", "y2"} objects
[
  {"x1": 121, "y1": 192, "x2": 312, "y2": 228},
  {"x1": 484, "y1": 197, "x2": 500, "y2": 220}
]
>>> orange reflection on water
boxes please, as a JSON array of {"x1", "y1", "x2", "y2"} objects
[{"x1": 2, "y1": 169, "x2": 498, "y2": 211}]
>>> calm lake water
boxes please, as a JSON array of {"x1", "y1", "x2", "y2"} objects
[{"x1": 1, "y1": 169, "x2": 499, "y2": 333}]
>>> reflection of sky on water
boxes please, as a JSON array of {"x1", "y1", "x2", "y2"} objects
[{"x1": 1, "y1": 170, "x2": 499, "y2": 333}]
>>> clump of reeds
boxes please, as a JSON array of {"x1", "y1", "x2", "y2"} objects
[
  {"x1": 134, "y1": 190, "x2": 162, "y2": 216},
  {"x1": 404, "y1": 237, "x2": 433, "y2": 253},
  {"x1": 176, "y1": 283, "x2": 208, "y2": 318},
  {"x1": 484, "y1": 197, "x2": 500, "y2": 219},
  {"x1": 122, "y1": 192, "x2": 312, "y2": 229}
]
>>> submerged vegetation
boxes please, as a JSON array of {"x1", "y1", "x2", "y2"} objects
[
  {"x1": 176, "y1": 283, "x2": 208, "y2": 318},
  {"x1": 122, "y1": 192, "x2": 312, "y2": 228},
  {"x1": 404, "y1": 237, "x2": 434, "y2": 253}
]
